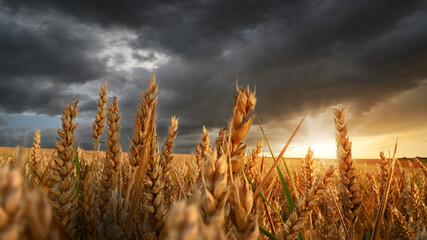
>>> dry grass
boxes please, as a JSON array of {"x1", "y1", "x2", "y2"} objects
[{"x1": 0, "y1": 75, "x2": 426, "y2": 240}]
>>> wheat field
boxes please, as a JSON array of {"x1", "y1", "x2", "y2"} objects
[{"x1": 0, "y1": 74, "x2": 426, "y2": 240}]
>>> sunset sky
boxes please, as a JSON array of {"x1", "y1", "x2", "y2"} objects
[{"x1": 0, "y1": 0, "x2": 426, "y2": 158}]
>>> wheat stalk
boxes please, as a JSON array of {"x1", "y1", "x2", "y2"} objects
[
  {"x1": 371, "y1": 139, "x2": 398, "y2": 240},
  {"x1": 263, "y1": 187, "x2": 278, "y2": 236},
  {"x1": 254, "y1": 113, "x2": 306, "y2": 197}
]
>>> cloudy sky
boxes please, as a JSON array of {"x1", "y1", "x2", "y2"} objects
[{"x1": 1, "y1": 0, "x2": 426, "y2": 158}]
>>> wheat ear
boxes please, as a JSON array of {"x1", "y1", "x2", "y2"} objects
[
  {"x1": 106, "y1": 96, "x2": 122, "y2": 191},
  {"x1": 379, "y1": 151, "x2": 389, "y2": 196},
  {"x1": 127, "y1": 73, "x2": 158, "y2": 227},
  {"x1": 91, "y1": 82, "x2": 108, "y2": 171},
  {"x1": 222, "y1": 85, "x2": 256, "y2": 173},
  {"x1": 129, "y1": 73, "x2": 158, "y2": 168},
  {"x1": 0, "y1": 166, "x2": 55, "y2": 239},
  {"x1": 167, "y1": 200, "x2": 226, "y2": 240},
  {"x1": 92, "y1": 82, "x2": 108, "y2": 145},
  {"x1": 159, "y1": 117, "x2": 179, "y2": 225},
  {"x1": 201, "y1": 151, "x2": 229, "y2": 226},
  {"x1": 403, "y1": 179, "x2": 422, "y2": 232},
  {"x1": 78, "y1": 161, "x2": 99, "y2": 239},
  {"x1": 230, "y1": 177, "x2": 259, "y2": 240},
  {"x1": 25, "y1": 188, "x2": 56, "y2": 239},
  {"x1": 301, "y1": 147, "x2": 315, "y2": 195},
  {"x1": 140, "y1": 131, "x2": 162, "y2": 239},
  {"x1": 195, "y1": 126, "x2": 210, "y2": 182},
  {"x1": 167, "y1": 201, "x2": 200, "y2": 240},
  {"x1": 246, "y1": 140, "x2": 263, "y2": 182},
  {"x1": 215, "y1": 128, "x2": 225, "y2": 155},
  {"x1": 414, "y1": 157, "x2": 427, "y2": 177},
  {"x1": 313, "y1": 188, "x2": 340, "y2": 240},
  {"x1": 98, "y1": 189, "x2": 129, "y2": 240},
  {"x1": 98, "y1": 96, "x2": 121, "y2": 217},
  {"x1": 50, "y1": 100, "x2": 79, "y2": 235},
  {"x1": 160, "y1": 116, "x2": 179, "y2": 179},
  {"x1": 371, "y1": 140, "x2": 398, "y2": 240},
  {"x1": 279, "y1": 166, "x2": 335, "y2": 240},
  {"x1": 27, "y1": 130, "x2": 41, "y2": 187},
  {"x1": 391, "y1": 207, "x2": 414, "y2": 240},
  {"x1": 0, "y1": 166, "x2": 26, "y2": 239},
  {"x1": 334, "y1": 107, "x2": 361, "y2": 226}
]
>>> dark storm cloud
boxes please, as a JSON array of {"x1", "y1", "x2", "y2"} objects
[
  {"x1": 3, "y1": 0, "x2": 290, "y2": 52},
  {"x1": 0, "y1": 116, "x2": 8, "y2": 126},
  {"x1": 1, "y1": 0, "x2": 427, "y2": 153},
  {"x1": 0, "y1": 126, "x2": 31, "y2": 147},
  {"x1": 0, "y1": 16, "x2": 105, "y2": 82},
  {"x1": 0, "y1": 7, "x2": 107, "y2": 115},
  {"x1": 0, "y1": 78, "x2": 91, "y2": 115}
]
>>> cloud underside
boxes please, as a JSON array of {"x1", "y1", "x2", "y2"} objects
[{"x1": 0, "y1": 0, "x2": 426, "y2": 155}]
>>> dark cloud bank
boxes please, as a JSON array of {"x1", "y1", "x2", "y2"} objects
[{"x1": 0, "y1": 0, "x2": 426, "y2": 153}]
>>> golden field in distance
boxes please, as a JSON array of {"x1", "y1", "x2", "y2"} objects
[{"x1": 1, "y1": 146, "x2": 424, "y2": 172}]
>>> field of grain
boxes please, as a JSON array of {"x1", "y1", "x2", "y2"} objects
[{"x1": 0, "y1": 74, "x2": 426, "y2": 240}]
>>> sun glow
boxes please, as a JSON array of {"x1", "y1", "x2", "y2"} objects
[
  {"x1": 258, "y1": 111, "x2": 340, "y2": 159},
  {"x1": 310, "y1": 142, "x2": 336, "y2": 159},
  {"x1": 286, "y1": 141, "x2": 336, "y2": 159},
  {"x1": 287, "y1": 111, "x2": 337, "y2": 159}
]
